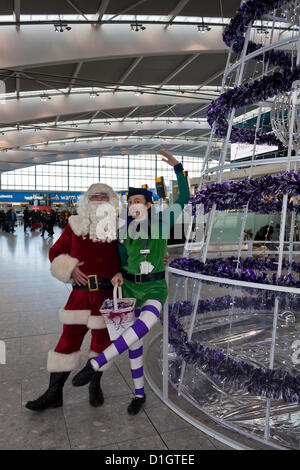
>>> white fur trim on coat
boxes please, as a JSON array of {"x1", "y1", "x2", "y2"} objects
[
  {"x1": 88, "y1": 351, "x2": 113, "y2": 371},
  {"x1": 47, "y1": 349, "x2": 82, "y2": 372},
  {"x1": 87, "y1": 314, "x2": 106, "y2": 330},
  {"x1": 68, "y1": 215, "x2": 82, "y2": 237},
  {"x1": 50, "y1": 253, "x2": 79, "y2": 283},
  {"x1": 69, "y1": 211, "x2": 118, "y2": 242},
  {"x1": 59, "y1": 308, "x2": 90, "y2": 326}
]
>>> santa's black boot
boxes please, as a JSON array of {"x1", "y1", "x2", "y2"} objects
[
  {"x1": 72, "y1": 360, "x2": 95, "y2": 386},
  {"x1": 25, "y1": 372, "x2": 70, "y2": 411},
  {"x1": 89, "y1": 371, "x2": 104, "y2": 407}
]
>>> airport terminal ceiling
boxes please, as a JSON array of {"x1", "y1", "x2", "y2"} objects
[{"x1": 0, "y1": 0, "x2": 271, "y2": 173}]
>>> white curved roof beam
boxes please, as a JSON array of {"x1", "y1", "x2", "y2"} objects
[
  {"x1": 68, "y1": 62, "x2": 84, "y2": 94},
  {"x1": 168, "y1": 144, "x2": 184, "y2": 151},
  {"x1": 158, "y1": 53, "x2": 200, "y2": 88},
  {"x1": 0, "y1": 24, "x2": 226, "y2": 70},
  {"x1": 152, "y1": 104, "x2": 177, "y2": 121},
  {"x1": 0, "y1": 140, "x2": 209, "y2": 172},
  {"x1": 106, "y1": 0, "x2": 149, "y2": 22},
  {"x1": 96, "y1": 0, "x2": 111, "y2": 22},
  {"x1": 99, "y1": 109, "x2": 117, "y2": 121},
  {"x1": 16, "y1": 73, "x2": 20, "y2": 99},
  {"x1": 3, "y1": 70, "x2": 16, "y2": 84},
  {"x1": 164, "y1": 0, "x2": 191, "y2": 30},
  {"x1": 0, "y1": 91, "x2": 206, "y2": 125},
  {"x1": 13, "y1": 0, "x2": 20, "y2": 31},
  {"x1": 176, "y1": 129, "x2": 193, "y2": 137},
  {"x1": 66, "y1": 0, "x2": 90, "y2": 22},
  {"x1": 148, "y1": 130, "x2": 165, "y2": 144},
  {"x1": 168, "y1": 129, "x2": 193, "y2": 150},
  {"x1": 0, "y1": 135, "x2": 211, "y2": 158},
  {"x1": 188, "y1": 141, "x2": 218, "y2": 152},
  {"x1": 18, "y1": 70, "x2": 67, "y2": 96},
  {"x1": 121, "y1": 106, "x2": 140, "y2": 121},
  {"x1": 88, "y1": 110, "x2": 101, "y2": 123},
  {"x1": 0, "y1": 119, "x2": 209, "y2": 149},
  {"x1": 183, "y1": 103, "x2": 209, "y2": 119},
  {"x1": 196, "y1": 67, "x2": 225, "y2": 90},
  {"x1": 114, "y1": 57, "x2": 144, "y2": 92}
]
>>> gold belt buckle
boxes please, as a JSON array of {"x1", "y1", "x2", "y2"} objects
[{"x1": 87, "y1": 275, "x2": 98, "y2": 292}]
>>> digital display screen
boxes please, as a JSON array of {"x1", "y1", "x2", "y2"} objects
[{"x1": 231, "y1": 143, "x2": 278, "y2": 160}]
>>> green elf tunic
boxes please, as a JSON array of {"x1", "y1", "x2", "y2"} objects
[{"x1": 118, "y1": 164, "x2": 190, "y2": 308}]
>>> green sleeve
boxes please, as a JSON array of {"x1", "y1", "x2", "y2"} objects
[
  {"x1": 159, "y1": 168, "x2": 190, "y2": 231},
  {"x1": 172, "y1": 170, "x2": 191, "y2": 210},
  {"x1": 118, "y1": 242, "x2": 128, "y2": 270}
]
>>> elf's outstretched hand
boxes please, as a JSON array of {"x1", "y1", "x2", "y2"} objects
[{"x1": 157, "y1": 149, "x2": 179, "y2": 167}]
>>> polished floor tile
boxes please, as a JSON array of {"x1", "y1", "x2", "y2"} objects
[
  {"x1": 118, "y1": 435, "x2": 168, "y2": 450},
  {"x1": 0, "y1": 225, "x2": 238, "y2": 450},
  {"x1": 63, "y1": 396, "x2": 158, "y2": 450}
]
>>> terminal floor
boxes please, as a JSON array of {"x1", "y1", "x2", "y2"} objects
[{"x1": 0, "y1": 224, "x2": 239, "y2": 451}]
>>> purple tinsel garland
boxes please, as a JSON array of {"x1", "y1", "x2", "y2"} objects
[
  {"x1": 174, "y1": 2, "x2": 300, "y2": 401},
  {"x1": 223, "y1": 0, "x2": 292, "y2": 49},
  {"x1": 187, "y1": 171, "x2": 300, "y2": 215},
  {"x1": 170, "y1": 256, "x2": 300, "y2": 288},
  {"x1": 207, "y1": 0, "x2": 300, "y2": 145},
  {"x1": 168, "y1": 309, "x2": 300, "y2": 403},
  {"x1": 169, "y1": 292, "x2": 300, "y2": 318}
]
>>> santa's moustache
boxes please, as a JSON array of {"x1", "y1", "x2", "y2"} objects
[{"x1": 87, "y1": 201, "x2": 117, "y2": 242}]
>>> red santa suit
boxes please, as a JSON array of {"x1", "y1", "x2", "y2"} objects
[{"x1": 47, "y1": 185, "x2": 121, "y2": 373}]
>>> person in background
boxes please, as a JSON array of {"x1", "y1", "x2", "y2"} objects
[
  {"x1": 30, "y1": 210, "x2": 41, "y2": 232},
  {"x1": 254, "y1": 224, "x2": 274, "y2": 246},
  {"x1": 8, "y1": 208, "x2": 17, "y2": 233},
  {"x1": 40, "y1": 210, "x2": 48, "y2": 237},
  {"x1": 0, "y1": 210, "x2": 6, "y2": 230},
  {"x1": 47, "y1": 209, "x2": 56, "y2": 237},
  {"x1": 23, "y1": 206, "x2": 31, "y2": 233},
  {"x1": 65, "y1": 210, "x2": 70, "y2": 225},
  {"x1": 253, "y1": 224, "x2": 274, "y2": 258}
]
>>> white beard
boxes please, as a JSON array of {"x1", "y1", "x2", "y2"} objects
[{"x1": 87, "y1": 201, "x2": 117, "y2": 242}]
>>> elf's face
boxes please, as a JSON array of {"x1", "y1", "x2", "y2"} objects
[{"x1": 128, "y1": 195, "x2": 151, "y2": 219}]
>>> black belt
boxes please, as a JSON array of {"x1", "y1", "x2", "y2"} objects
[
  {"x1": 72, "y1": 275, "x2": 112, "y2": 292},
  {"x1": 124, "y1": 271, "x2": 165, "y2": 284}
]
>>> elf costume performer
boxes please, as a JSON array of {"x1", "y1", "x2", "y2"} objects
[
  {"x1": 72, "y1": 150, "x2": 190, "y2": 415},
  {"x1": 25, "y1": 183, "x2": 121, "y2": 411}
]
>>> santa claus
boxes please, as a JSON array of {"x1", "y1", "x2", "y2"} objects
[{"x1": 25, "y1": 183, "x2": 121, "y2": 411}]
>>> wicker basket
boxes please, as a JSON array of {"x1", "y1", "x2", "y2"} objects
[{"x1": 100, "y1": 285, "x2": 136, "y2": 340}]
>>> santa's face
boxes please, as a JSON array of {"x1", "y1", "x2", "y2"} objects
[
  {"x1": 88, "y1": 193, "x2": 110, "y2": 222},
  {"x1": 89, "y1": 192, "x2": 109, "y2": 202},
  {"x1": 86, "y1": 196, "x2": 117, "y2": 242}
]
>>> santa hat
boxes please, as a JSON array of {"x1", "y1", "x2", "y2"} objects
[
  {"x1": 76, "y1": 183, "x2": 120, "y2": 213},
  {"x1": 86, "y1": 183, "x2": 118, "y2": 202}
]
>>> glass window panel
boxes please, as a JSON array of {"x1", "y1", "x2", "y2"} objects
[
  {"x1": 28, "y1": 175, "x2": 35, "y2": 187},
  {"x1": 1, "y1": 173, "x2": 7, "y2": 185},
  {"x1": 7, "y1": 174, "x2": 15, "y2": 185},
  {"x1": 49, "y1": 176, "x2": 56, "y2": 187},
  {"x1": 51, "y1": 160, "x2": 68, "y2": 166}
]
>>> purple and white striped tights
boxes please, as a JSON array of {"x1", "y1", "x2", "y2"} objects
[{"x1": 91, "y1": 299, "x2": 162, "y2": 397}]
